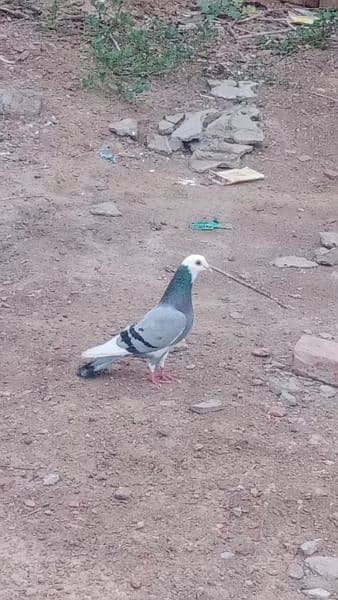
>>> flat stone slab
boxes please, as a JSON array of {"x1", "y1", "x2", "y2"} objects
[
  {"x1": 315, "y1": 247, "x2": 338, "y2": 266},
  {"x1": 172, "y1": 109, "x2": 220, "y2": 142},
  {"x1": 191, "y1": 140, "x2": 253, "y2": 170},
  {"x1": 109, "y1": 117, "x2": 138, "y2": 139},
  {"x1": 208, "y1": 78, "x2": 257, "y2": 100},
  {"x1": 305, "y1": 556, "x2": 338, "y2": 579},
  {"x1": 293, "y1": 335, "x2": 338, "y2": 387},
  {"x1": 272, "y1": 256, "x2": 318, "y2": 268},
  {"x1": 147, "y1": 133, "x2": 182, "y2": 155},
  {"x1": 190, "y1": 399, "x2": 224, "y2": 414},
  {"x1": 90, "y1": 201, "x2": 121, "y2": 217},
  {"x1": 0, "y1": 87, "x2": 43, "y2": 119}
]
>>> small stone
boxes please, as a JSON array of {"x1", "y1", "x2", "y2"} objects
[
  {"x1": 109, "y1": 118, "x2": 138, "y2": 140},
  {"x1": 130, "y1": 578, "x2": 142, "y2": 590},
  {"x1": 303, "y1": 589, "x2": 331, "y2": 600},
  {"x1": 323, "y1": 168, "x2": 338, "y2": 180},
  {"x1": 293, "y1": 335, "x2": 338, "y2": 386},
  {"x1": 269, "y1": 404, "x2": 287, "y2": 417},
  {"x1": 114, "y1": 487, "x2": 131, "y2": 501},
  {"x1": 250, "y1": 487, "x2": 260, "y2": 498},
  {"x1": 43, "y1": 473, "x2": 60, "y2": 486},
  {"x1": 272, "y1": 256, "x2": 318, "y2": 268},
  {"x1": 300, "y1": 539, "x2": 321, "y2": 557},
  {"x1": 319, "y1": 333, "x2": 334, "y2": 340},
  {"x1": 297, "y1": 154, "x2": 312, "y2": 162},
  {"x1": 23, "y1": 499, "x2": 36, "y2": 508},
  {"x1": 319, "y1": 232, "x2": 338, "y2": 249},
  {"x1": 288, "y1": 561, "x2": 304, "y2": 580},
  {"x1": 190, "y1": 399, "x2": 224, "y2": 415},
  {"x1": 309, "y1": 434, "x2": 327, "y2": 446},
  {"x1": 186, "y1": 363, "x2": 196, "y2": 370},
  {"x1": 90, "y1": 201, "x2": 121, "y2": 217},
  {"x1": 320, "y1": 384, "x2": 336, "y2": 398},
  {"x1": 68, "y1": 499, "x2": 80, "y2": 508},
  {"x1": 252, "y1": 378, "x2": 264, "y2": 386},
  {"x1": 315, "y1": 248, "x2": 338, "y2": 267},
  {"x1": 230, "y1": 311, "x2": 242, "y2": 320},
  {"x1": 165, "y1": 113, "x2": 185, "y2": 126},
  {"x1": 252, "y1": 347, "x2": 271, "y2": 357},
  {"x1": 208, "y1": 79, "x2": 257, "y2": 100},
  {"x1": 135, "y1": 521, "x2": 145, "y2": 530},
  {"x1": 147, "y1": 133, "x2": 172, "y2": 155},
  {"x1": 172, "y1": 109, "x2": 220, "y2": 142},
  {"x1": 280, "y1": 390, "x2": 297, "y2": 407},
  {"x1": 0, "y1": 86, "x2": 43, "y2": 119},
  {"x1": 305, "y1": 556, "x2": 338, "y2": 579},
  {"x1": 231, "y1": 506, "x2": 242, "y2": 517},
  {"x1": 221, "y1": 551, "x2": 235, "y2": 560},
  {"x1": 158, "y1": 119, "x2": 175, "y2": 135}
]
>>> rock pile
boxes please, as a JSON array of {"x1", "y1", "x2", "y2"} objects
[{"x1": 147, "y1": 79, "x2": 264, "y2": 172}]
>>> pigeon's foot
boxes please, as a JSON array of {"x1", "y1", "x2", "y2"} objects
[
  {"x1": 147, "y1": 370, "x2": 176, "y2": 385},
  {"x1": 158, "y1": 369, "x2": 176, "y2": 383}
]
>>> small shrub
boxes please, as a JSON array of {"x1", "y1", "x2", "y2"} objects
[{"x1": 84, "y1": 0, "x2": 215, "y2": 100}]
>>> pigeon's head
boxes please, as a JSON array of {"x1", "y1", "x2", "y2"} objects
[{"x1": 182, "y1": 255, "x2": 210, "y2": 280}]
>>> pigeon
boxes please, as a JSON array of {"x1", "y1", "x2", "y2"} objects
[{"x1": 78, "y1": 254, "x2": 210, "y2": 384}]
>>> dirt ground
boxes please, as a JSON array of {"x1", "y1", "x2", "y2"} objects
[{"x1": 1, "y1": 11, "x2": 338, "y2": 600}]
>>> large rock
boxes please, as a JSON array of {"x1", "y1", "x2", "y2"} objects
[
  {"x1": 272, "y1": 256, "x2": 318, "y2": 268},
  {"x1": 0, "y1": 87, "x2": 42, "y2": 119},
  {"x1": 229, "y1": 112, "x2": 264, "y2": 146},
  {"x1": 109, "y1": 118, "x2": 138, "y2": 140},
  {"x1": 147, "y1": 133, "x2": 182, "y2": 155},
  {"x1": 172, "y1": 109, "x2": 220, "y2": 142},
  {"x1": 191, "y1": 139, "x2": 252, "y2": 169},
  {"x1": 293, "y1": 335, "x2": 338, "y2": 387},
  {"x1": 319, "y1": 232, "x2": 338, "y2": 249},
  {"x1": 208, "y1": 79, "x2": 257, "y2": 101},
  {"x1": 305, "y1": 557, "x2": 338, "y2": 579},
  {"x1": 315, "y1": 247, "x2": 338, "y2": 266}
]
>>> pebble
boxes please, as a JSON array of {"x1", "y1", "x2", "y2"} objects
[
  {"x1": 319, "y1": 332, "x2": 334, "y2": 340},
  {"x1": 221, "y1": 550, "x2": 235, "y2": 560},
  {"x1": 305, "y1": 556, "x2": 338, "y2": 579},
  {"x1": 280, "y1": 390, "x2": 298, "y2": 407},
  {"x1": 190, "y1": 399, "x2": 224, "y2": 415},
  {"x1": 323, "y1": 168, "x2": 338, "y2": 180},
  {"x1": 320, "y1": 384, "x2": 336, "y2": 398},
  {"x1": 90, "y1": 201, "x2": 121, "y2": 217},
  {"x1": 303, "y1": 589, "x2": 331, "y2": 599},
  {"x1": 186, "y1": 363, "x2": 196, "y2": 370},
  {"x1": 109, "y1": 117, "x2": 138, "y2": 140},
  {"x1": 130, "y1": 578, "x2": 142, "y2": 590},
  {"x1": 319, "y1": 232, "x2": 338, "y2": 249},
  {"x1": 135, "y1": 521, "x2": 145, "y2": 530},
  {"x1": 43, "y1": 473, "x2": 60, "y2": 486},
  {"x1": 309, "y1": 434, "x2": 327, "y2": 447},
  {"x1": 252, "y1": 347, "x2": 271, "y2": 357},
  {"x1": 269, "y1": 404, "x2": 287, "y2": 417},
  {"x1": 231, "y1": 506, "x2": 242, "y2": 517},
  {"x1": 230, "y1": 311, "x2": 242, "y2": 320},
  {"x1": 288, "y1": 561, "x2": 304, "y2": 580},
  {"x1": 300, "y1": 539, "x2": 321, "y2": 557},
  {"x1": 114, "y1": 487, "x2": 131, "y2": 501},
  {"x1": 23, "y1": 499, "x2": 36, "y2": 508}
]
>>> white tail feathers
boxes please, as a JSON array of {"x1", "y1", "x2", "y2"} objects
[{"x1": 82, "y1": 335, "x2": 128, "y2": 359}]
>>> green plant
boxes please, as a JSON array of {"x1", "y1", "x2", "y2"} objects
[
  {"x1": 198, "y1": 0, "x2": 246, "y2": 21},
  {"x1": 45, "y1": 0, "x2": 63, "y2": 29},
  {"x1": 258, "y1": 9, "x2": 338, "y2": 55},
  {"x1": 84, "y1": 0, "x2": 215, "y2": 100}
]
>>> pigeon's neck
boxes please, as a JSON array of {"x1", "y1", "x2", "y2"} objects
[{"x1": 160, "y1": 265, "x2": 193, "y2": 312}]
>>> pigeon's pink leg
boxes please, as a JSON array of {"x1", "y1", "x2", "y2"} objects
[
  {"x1": 147, "y1": 372, "x2": 163, "y2": 385},
  {"x1": 158, "y1": 368, "x2": 176, "y2": 382}
]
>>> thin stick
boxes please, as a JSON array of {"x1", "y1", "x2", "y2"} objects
[
  {"x1": 210, "y1": 265, "x2": 290, "y2": 309},
  {"x1": 308, "y1": 90, "x2": 338, "y2": 103},
  {"x1": 0, "y1": 6, "x2": 26, "y2": 18},
  {"x1": 0, "y1": 464, "x2": 35, "y2": 470},
  {"x1": 237, "y1": 28, "x2": 291, "y2": 38}
]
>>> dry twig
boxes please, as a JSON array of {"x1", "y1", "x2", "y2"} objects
[{"x1": 210, "y1": 265, "x2": 290, "y2": 309}]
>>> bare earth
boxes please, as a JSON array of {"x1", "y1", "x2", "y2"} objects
[{"x1": 1, "y1": 15, "x2": 338, "y2": 600}]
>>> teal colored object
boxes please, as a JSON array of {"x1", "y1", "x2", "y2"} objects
[{"x1": 191, "y1": 219, "x2": 233, "y2": 231}]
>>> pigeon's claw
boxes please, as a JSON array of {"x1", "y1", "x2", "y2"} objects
[
  {"x1": 147, "y1": 372, "x2": 163, "y2": 385},
  {"x1": 158, "y1": 369, "x2": 176, "y2": 382}
]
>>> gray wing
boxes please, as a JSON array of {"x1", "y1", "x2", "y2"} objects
[{"x1": 117, "y1": 304, "x2": 187, "y2": 356}]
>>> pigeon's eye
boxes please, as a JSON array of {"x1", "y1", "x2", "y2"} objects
[{"x1": 196, "y1": 260, "x2": 202, "y2": 266}]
